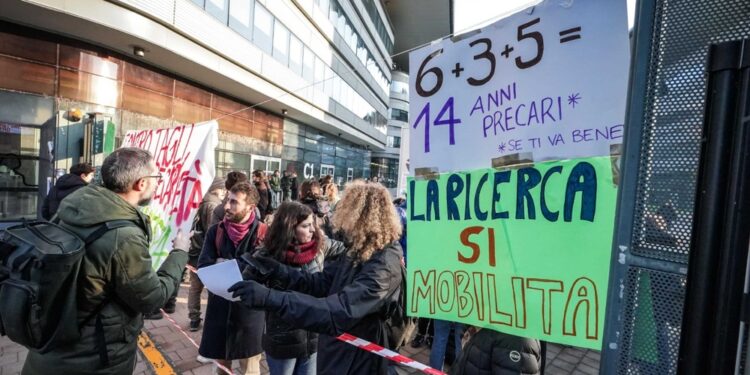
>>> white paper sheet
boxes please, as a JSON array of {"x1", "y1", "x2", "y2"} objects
[{"x1": 196, "y1": 259, "x2": 243, "y2": 301}]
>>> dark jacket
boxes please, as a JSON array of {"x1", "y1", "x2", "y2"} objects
[
  {"x1": 280, "y1": 175, "x2": 291, "y2": 191},
  {"x1": 258, "y1": 238, "x2": 347, "y2": 359},
  {"x1": 189, "y1": 191, "x2": 223, "y2": 266},
  {"x1": 256, "y1": 181, "x2": 273, "y2": 219},
  {"x1": 41, "y1": 174, "x2": 87, "y2": 220},
  {"x1": 450, "y1": 329, "x2": 541, "y2": 375},
  {"x1": 290, "y1": 176, "x2": 299, "y2": 200},
  {"x1": 263, "y1": 242, "x2": 403, "y2": 374},
  {"x1": 23, "y1": 184, "x2": 188, "y2": 375},
  {"x1": 198, "y1": 219, "x2": 266, "y2": 360}
]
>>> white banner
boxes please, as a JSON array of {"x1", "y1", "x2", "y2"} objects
[
  {"x1": 409, "y1": 0, "x2": 629, "y2": 173},
  {"x1": 122, "y1": 121, "x2": 219, "y2": 268}
]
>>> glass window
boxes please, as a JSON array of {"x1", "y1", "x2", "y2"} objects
[
  {"x1": 314, "y1": 57, "x2": 325, "y2": 91},
  {"x1": 289, "y1": 35, "x2": 303, "y2": 76},
  {"x1": 387, "y1": 136, "x2": 401, "y2": 148},
  {"x1": 272, "y1": 20, "x2": 290, "y2": 66},
  {"x1": 318, "y1": 0, "x2": 330, "y2": 14},
  {"x1": 0, "y1": 123, "x2": 42, "y2": 221},
  {"x1": 324, "y1": 66, "x2": 333, "y2": 96},
  {"x1": 253, "y1": 3, "x2": 274, "y2": 55},
  {"x1": 391, "y1": 108, "x2": 408, "y2": 122},
  {"x1": 191, "y1": 0, "x2": 205, "y2": 7},
  {"x1": 205, "y1": 0, "x2": 229, "y2": 24},
  {"x1": 328, "y1": 1, "x2": 337, "y2": 23},
  {"x1": 302, "y1": 47, "x2": 314, "y2": 82},
  {"x1": 229, "y1": 0, "x2": 253, "y2": 39}
]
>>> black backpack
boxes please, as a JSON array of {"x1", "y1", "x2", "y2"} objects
[
  {"x1": 384, "y1": 263, "x2": 417, "y2": 350},
  {"x1": 0, "y1": 220, "x2": 135, "y2": 354}
]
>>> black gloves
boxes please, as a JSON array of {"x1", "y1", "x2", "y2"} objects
[
  {"x1": 228, "y1": 280, "x2": 271, "y2": 308},
  {"x1": 239, "y1": 253, "x2": 288, "y2": 284}
]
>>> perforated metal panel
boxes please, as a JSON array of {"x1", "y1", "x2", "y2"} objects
[
  {"x1": 617, "y1": 269, "x2": 686, "y2": 375},
  {"x1": 632, "y1": 1, "x2": 750, "y2": 264},
  {"x1": 603, "y1": 1, "x2": 750, "y2": 374}
]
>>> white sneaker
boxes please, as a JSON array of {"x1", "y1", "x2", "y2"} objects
[{"x1": 196, "y1": 355, "x2": 212, "y2": 364}]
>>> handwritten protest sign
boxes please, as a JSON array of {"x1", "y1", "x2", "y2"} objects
[
  {"x1": 408, "y1": 0, "x2": 629, "y2": 173},
  {"x1": 122, "y1": 121, "x2": 219, "y2": 268},
  {"x1": 406, "y1": 0, "x2": 629, "y2": 349},
  {"x1": 406, "y1": 156, "x2": 617, "y2": 349}
]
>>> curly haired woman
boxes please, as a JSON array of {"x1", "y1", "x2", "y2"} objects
[
  {"x1": 255, "y1": 202, "x2": 346, "y2": 375},
  {"x1": 230, "y1": 180, "x2": 404, "y2": 374}
]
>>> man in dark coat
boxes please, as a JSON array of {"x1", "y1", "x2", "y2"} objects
[
  {"x1": 450, "y1": 328, "x2": 541, "y2": 375},
  {"x1": 198, "y1": 182, "x2": 267, "y2": 374},
  {"x1": 41, "y1": 162, "x2": 95, "y2": 220},
  {"x1": 280, "y1": 170, "x2": 291, "y2": 202},
  {"x1": 290, "y1": 171, "x2": 299, "y2": 201},
  {"x1": 23, "y1": 148, "x2": 189, "y2": 375}
]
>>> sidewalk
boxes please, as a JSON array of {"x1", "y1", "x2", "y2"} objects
[{"x1": 0, "y1": 279, "x2": 601, "y2": 375}]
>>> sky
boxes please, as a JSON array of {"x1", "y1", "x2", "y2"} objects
[{"x1": 453, "y1": 0, "x2": 637, "y2": 34}]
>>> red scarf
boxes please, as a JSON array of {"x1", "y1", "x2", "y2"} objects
[
  {"x1": 223, "y1": 210, "x2": 255, "y2": 247},
  {"x1": 283, "y1": 240, "x2": 318, "y2": 265}
]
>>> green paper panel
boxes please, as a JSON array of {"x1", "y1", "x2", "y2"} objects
[{"x1": 406, "y1": 156, "x2": 616, "y2": 349}]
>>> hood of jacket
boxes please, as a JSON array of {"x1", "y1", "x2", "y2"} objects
[
  {"x1": 57, "y1": 184, "x2": 147, "y2": 227},
  {"x1": 54, "y1": 174, "x2": 87, "y2": 194}
]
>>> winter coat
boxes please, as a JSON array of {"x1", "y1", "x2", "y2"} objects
[
  {"x1": 290, "y1": 177, "x2": 299, "y2": 200},
  {"x1": 450, "y1": 329, "x2": 542, "y2": 375},
  {"x1": 263, "y1": 242, "x2": 403, "y2": 374},
  {"x1": 280, "y1": 175, "x2": 291, "y2": 191},
  {"x1": 269, "y1": 175, "x2": 281, "y2": 192},
  {"x1": 189, "y1": 191, "x2": 224, "y2": 266},
  {"x1": 41, "y1": 174, "x2": 87, "y2": 220},
  {"x1": 257, "y1": 238, "x2": 347, "y2": 359},
  {"x1": 256, "y1": 181, "x2": 273, "y2": 219},
  {"x1": 22, "y1": 184, "x2": 188, "y2": 375},
  {"x1": 198, "y1": 219, "x2": 267, "y2": 360}
]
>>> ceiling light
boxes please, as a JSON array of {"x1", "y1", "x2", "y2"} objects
[{"x1": 133, "y1": 46, "x2": 145, "y2": 57}]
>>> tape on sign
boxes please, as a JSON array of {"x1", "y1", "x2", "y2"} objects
[{"x1": 491, "y1": 152, "x2": 534, "y2": 170}]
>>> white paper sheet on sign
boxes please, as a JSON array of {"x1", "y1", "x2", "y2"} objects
[
  {"x1": 408, "y1": 0, "x2": 630, "y2": 173},
  {"x1": 121, "y1": 120, "x2": 219, "y2": 269}
]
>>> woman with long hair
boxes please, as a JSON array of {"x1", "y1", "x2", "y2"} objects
[
  {"x1": 255, "y1": 201, "x2": 346, "y2": 375},
  {"x1": 230, "y1": 180, "x2": 404, "y2": 374}
]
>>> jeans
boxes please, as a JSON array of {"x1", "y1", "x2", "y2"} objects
[
  {"x1": 214, "y1": 355, "x2": 261, "y2": 375},
  {"x1": 266, "y1": 353, "x2": 317, "y2": 375},
  {"x1": 429, "y1": 320, "x2": 464, "y2": 371},
  {"x1": 187, "y1": 270, "x2": 204, "y2": 322}
]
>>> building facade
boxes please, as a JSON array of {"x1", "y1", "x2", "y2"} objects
[
  {"x1": 0, "y1": 0, "x2": 394, "y2": 221},
  {"x1": 370, "y1": 70, "x2": 408, "y2": 197}
]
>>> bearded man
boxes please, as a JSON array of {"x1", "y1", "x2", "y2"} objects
[{"x1": 197, "y1": 182, "x2": 267, "y2": 375}]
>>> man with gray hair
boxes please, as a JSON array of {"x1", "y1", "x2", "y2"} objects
[{"x1": 23, "y1": 147, "x2": 190, "y2": 375}]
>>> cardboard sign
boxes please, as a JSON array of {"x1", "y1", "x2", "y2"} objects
[
  {"x1": 408, "y1": 0, "x2": 629, "y2": 173},
  {"x1": 122, "y1": 121, "x2": 219, "y2": 268},
  {"x1": 406, "y1": 156, "x2": 617, "y2": 349}
]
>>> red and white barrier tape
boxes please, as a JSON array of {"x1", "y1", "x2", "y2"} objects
[
  {"x1": 182, "y1": 264, "x2": 444, "y2": 375},
  {"x1": 337, "y1": 333, "x2": 446, "y2": 375},
  {"x1": 157, "y1": 286, "x2": 235, "y2": 375}
]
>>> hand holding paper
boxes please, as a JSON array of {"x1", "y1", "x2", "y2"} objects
[{"x1": 196, "y1": 259, "x2": 243, "y2": 301}]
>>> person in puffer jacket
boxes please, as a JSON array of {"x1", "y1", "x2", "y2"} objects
[
  {"x1": 450, "y1": 328, "x2": 542, "y2": 375},
  {"x1": 255, "y1": 201, "x2": 346, "y2": 375}
]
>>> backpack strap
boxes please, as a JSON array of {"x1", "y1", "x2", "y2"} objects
[
  {"x1": 81, "y1": 219, "x2": 138, "y2": 367},
  {"x1": 84, "y1": 220, "x2": 138, "y2": 245},
  {"x1": 215, "y1": 224, "x2": 225, "y2": 256}
]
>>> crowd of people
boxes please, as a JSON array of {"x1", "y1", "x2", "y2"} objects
[{"x1": 22, "y1": 148, "x2": 543, "y2": 375}]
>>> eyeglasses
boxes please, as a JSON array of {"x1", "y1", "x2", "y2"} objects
[{"x1": 142, "y1": 174, "x2": 163, "y2": 180}]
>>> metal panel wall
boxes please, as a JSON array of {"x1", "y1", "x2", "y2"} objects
[{"x1": 602, "y1": 1, "x2": 750, "y2": 374}]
